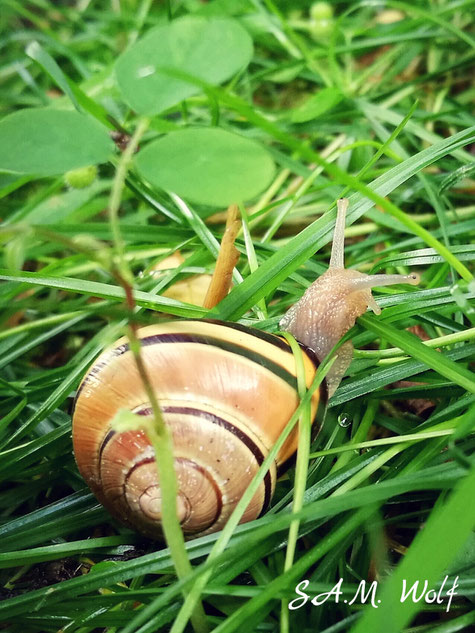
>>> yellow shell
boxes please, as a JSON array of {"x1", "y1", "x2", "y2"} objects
[{"x1": 72, "y1": 320, "x2": 325, "y2": 539}]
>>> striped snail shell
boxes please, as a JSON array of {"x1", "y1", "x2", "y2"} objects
[
  {"x1": 72, "y1": 320, "x2": 323, "y2": 539},
  {"x1": 72, "y1": 199, "x2": 419, "y2": 539}
]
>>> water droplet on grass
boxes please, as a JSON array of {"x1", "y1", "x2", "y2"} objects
[{"x1": 338, "y1": 412, "x2": 351, "y2": 428}]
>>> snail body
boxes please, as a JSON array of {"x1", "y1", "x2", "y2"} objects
[{"x1": 72, "y1": 199, "x2": 419, "y2": 539}]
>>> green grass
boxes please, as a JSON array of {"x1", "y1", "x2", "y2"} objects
[{"x1": 1, "y1": 1, "x2": 475, "y2": 632}]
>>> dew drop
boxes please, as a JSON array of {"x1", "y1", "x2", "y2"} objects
[{"x1": 338, "y1": 412, "x2": 351, "y2": 428}]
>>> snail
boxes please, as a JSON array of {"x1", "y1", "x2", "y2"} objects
[{"x1": 72, "y1": 199, "x2": 419, "y2": 539}]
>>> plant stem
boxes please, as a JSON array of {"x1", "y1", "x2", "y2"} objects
[
  {"x1": 108, "y1": 117, "x2": 149, "y2": 276},
  {"x1": 107, "y1": 116, "x2": 208, "y2": 633}
]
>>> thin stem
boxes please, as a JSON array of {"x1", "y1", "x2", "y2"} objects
[
  {"x1": 108, "y1": 116, "x2": 149, "y2": 280},
  {"x1": 329, "y1": 198, "x2": 348, "y2": 269},
  {"x1": 106, "y1": 118, "x2": 208, "y2": 633}
]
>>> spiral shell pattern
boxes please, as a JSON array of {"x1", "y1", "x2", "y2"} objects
[{"x1": 72, "y1": 320, "x2": 325, "y2": 539}]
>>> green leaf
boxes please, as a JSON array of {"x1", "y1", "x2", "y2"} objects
[
  {"x1": 0, "y1": 109, "x2": 114, "y2": 176},
  {"x1": 115, "y1": 16, "x2": 253, "y2": 115},
  {"x1": 291, "y1": 87, "x2": 343, "y2": 123},
  {"x1": 135, "y1": 128, "x2": 275, "y2": 207}
]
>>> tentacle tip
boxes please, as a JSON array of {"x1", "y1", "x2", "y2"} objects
[
  {"x1": 407, "y1": 273, "x2": 420, "y2": 285},
  {"x1": 337, "y1": 197, "x2": 349, "y2": 209}
]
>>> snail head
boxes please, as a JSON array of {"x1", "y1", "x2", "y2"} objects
[{"x1": 280, "y1": 198, "x2": 419, "y2": 395}]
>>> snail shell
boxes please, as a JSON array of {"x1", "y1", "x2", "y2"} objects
[{"x1": 72, "y1": 319, "x2": 325, "y2": 539}]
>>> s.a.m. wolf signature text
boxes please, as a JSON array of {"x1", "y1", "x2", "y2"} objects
[{"x1": 289, "y1": 576, "x2": 459, "y2": 612}]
